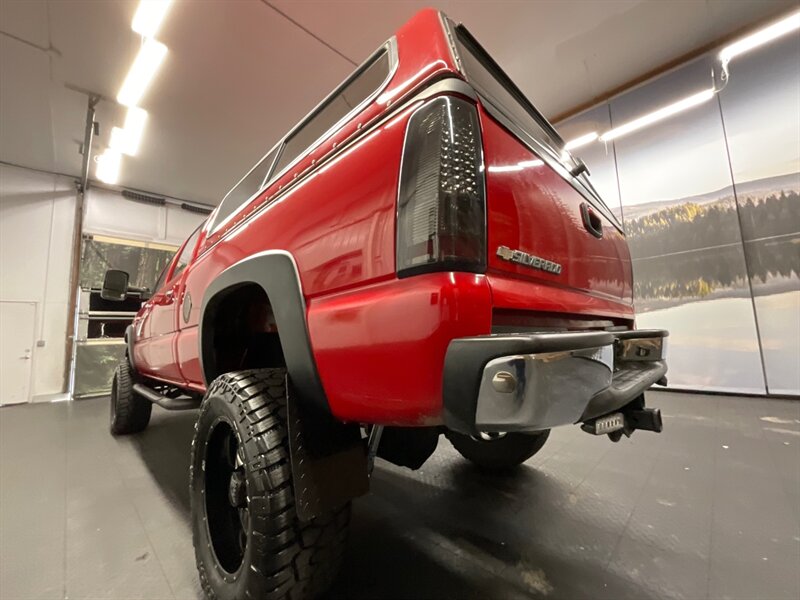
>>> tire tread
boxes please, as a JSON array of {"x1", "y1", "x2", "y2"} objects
[
  {"x1": 110, "y1": 360, "x2": 151, "y2": 435},
  {"x1": 192, "y1": 369, "x2": 349, "y2": 600}
]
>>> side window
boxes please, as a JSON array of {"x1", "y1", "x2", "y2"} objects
[
  {"x1": 210, "y1": 146, "x2": 279, "y2": 231},
  {"x1": 272, "y1": 47, "x2": 391, "y2": 176},
  {"x1": 170, "y1": 225, "x2": 203, "y2": 281}
]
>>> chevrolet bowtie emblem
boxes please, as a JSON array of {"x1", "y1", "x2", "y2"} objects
[{"x1": 496, "y1": 245, "x2": 563, "y2": 275}]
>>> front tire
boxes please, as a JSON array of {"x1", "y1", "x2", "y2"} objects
[
  {"x1": 109, "y1": 360, "x2": 152, "y2": 435},
  {"x1": 191, "y1": 369, "x2": 349, "y2": 600},
  {"x1": 446, "y1": 430, "x2": 551, "y2": 470}
]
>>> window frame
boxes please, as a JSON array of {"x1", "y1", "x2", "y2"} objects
[{"x1": 209, "y1": 37, "x2": 398, "y2": 236}]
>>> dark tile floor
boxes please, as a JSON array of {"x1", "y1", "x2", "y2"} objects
[{"x1": 1, "y1": 390, "x2": 798, "y2": 599}]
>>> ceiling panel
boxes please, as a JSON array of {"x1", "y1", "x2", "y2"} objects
[
  {"x1": 0, "y1": 36, "x2": 55, "y2": 173},
  {"x1": 0, "y1": 0, "x2": 50, "y2": 49},
  {"x1": 270, "y1": 0, "x2": 796, "y2": 117},
  {"x1": 112, "y1": 0, "x2": 354, "y2": 203},
  {"x1": 0, "y1": 0, "x2": 795, "y2": 205}
]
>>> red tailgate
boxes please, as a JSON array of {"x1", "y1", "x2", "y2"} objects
[{"x1": 480, "y1": 108, "x2": 634, "y2": 318}]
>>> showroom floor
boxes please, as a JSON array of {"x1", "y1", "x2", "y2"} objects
[{"x1": 1, "y1": 390, "x2": 798, "y2": 600}]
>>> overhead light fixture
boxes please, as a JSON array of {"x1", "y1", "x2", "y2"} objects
[
  {"x1": 599, "y1": 88, "x2": 715, "y2": 142},
  {"x1": 564, "y1": 132, "x2": 598, "y2": 151},
  {"x1": 110, "y1": 107, "x2": 148, "y2": 156},
  {"x1": 720, "y1": 10, "x2": 800, "y2": 65},
  {"x1": 96, "y1": 150, "x2": 122, "y2": 184},
  {"x1": 117, "y1": 37, "x2": 167, "y2": 107},
  {"x1": 132, "y1": 0, "x2": 173, "y2": 38}
]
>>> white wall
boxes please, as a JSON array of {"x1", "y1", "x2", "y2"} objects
[
  {"x1": 0, "y1": 164, "x2": 76, "y2": 400},
  {"x1": 0, "y1": 165, "x2": 207, "y2": 404}
]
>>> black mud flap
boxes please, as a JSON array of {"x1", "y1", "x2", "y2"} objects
[{"x1": 286, "y1": 393, "x2": 369, "y2": 522}]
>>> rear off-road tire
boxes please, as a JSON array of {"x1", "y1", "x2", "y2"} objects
[
  {"x1": 109, "y1": 360, "x2": 152, "y2": 435},
  {"x1": 190, "y1": 369, "x2": 350, "y2": 600},
  {"x1": 446, "y1": 429, "x2": 551, "y2": 471}
]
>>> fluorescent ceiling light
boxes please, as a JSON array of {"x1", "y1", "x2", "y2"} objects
[
  {"x1": 96, "y1": 150, "x2": 122, "y2": 184},
  {"x1": 720, "y1": 10, "x2": 800, "y2": 64},
  {"x1": 110, "y1": 107, "x2": 148, "y2": 156},
  {"x1": 600, "y1": 88, "x2": 715, "y2": 142},
  {"x1": 132, "y1": 0, "x2": 173, "y2": 38},
  {"x1": 564, "y1": 132, "x2": 598, "y2": 151},
  {"x1": 117, "y1": 38, "x2": 167, "y2": 107}
]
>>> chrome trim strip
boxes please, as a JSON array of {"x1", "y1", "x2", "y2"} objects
[
  {"x1": 210, "y1": 37, "x2": 399, "y2": 235},
  {"x1": 438, "y1": 12, "x2": 462, "y2": 72}
]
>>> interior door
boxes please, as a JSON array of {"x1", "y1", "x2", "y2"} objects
[{"x1": 0, "y1": 302, "x2": 35, "y2": 405}]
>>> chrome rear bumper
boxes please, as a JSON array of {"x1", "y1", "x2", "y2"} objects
[{"x1": 442, "y1": 329, "x2": 668, "y2": 434}]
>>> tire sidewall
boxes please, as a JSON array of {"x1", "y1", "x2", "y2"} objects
[
  {"x1": 109, "y1": 362, "x2": 131, "y2": 433},
  {"x1": 191, "y1": 389, "x2": 255, "y2": 600},
  {"x1": 110, "y1": 369, "x2": 120, "y2": 429}
]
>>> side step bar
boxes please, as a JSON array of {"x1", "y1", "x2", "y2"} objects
[{"x1": 132, "y1": 383, "x2": 201, "y2": 410}]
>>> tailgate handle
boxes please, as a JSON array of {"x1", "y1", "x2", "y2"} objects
[{"x1": 580, "y1": 203, "x2": 603, "y2": 239}]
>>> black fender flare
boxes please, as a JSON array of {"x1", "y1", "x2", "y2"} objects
[{"x1": 198, "y1": 250, "x2": 329, "y2": 414}]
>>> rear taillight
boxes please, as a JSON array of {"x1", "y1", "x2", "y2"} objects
[{"x1": 396, "y1": 96, "x2": 486, "y2": 277}]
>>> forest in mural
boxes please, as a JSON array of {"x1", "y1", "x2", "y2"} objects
[
  {"x1": 80, "y1": 236, "x2": 175, "y2": 291},
  {"x1": 625, "y1": 173, "x2": 800, "y2": 309},
  {"x1": 558, "y1": 34, "x2": 799, "y2": 394}
]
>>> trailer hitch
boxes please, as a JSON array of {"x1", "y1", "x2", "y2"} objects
[{"x1": 581, "y1": 396, "x2": 663, "y2": 442}]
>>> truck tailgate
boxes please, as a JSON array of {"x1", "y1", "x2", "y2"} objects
[{"x1": 480, "y1": 109, "x2": 634, "y2": 313}]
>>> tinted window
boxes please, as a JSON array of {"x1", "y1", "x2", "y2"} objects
[
  {"x1": 212, "y1": 146, "x2": 279, "y2": 231},
  {"x1": 454, "y1": 26, "x2": 564, "y2": 161},
  {"x1": 171, "y1": 224, "x2": 203, "y2": 281},
  {"x1": 272, "y1": 48, "x2": 391, "y2": 175}
]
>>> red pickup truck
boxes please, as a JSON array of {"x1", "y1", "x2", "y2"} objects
[{"x1": 102, "y1": 9, "x2": 667, "y2": 599}]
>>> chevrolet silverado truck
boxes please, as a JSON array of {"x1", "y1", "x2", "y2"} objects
[{"x1": 101, "y1": 9, "x2": 667, "y2": 599}]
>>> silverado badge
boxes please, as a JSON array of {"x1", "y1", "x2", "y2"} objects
[{"x1": 497, "y1": 245, "x2": 563, "y2": 275}]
